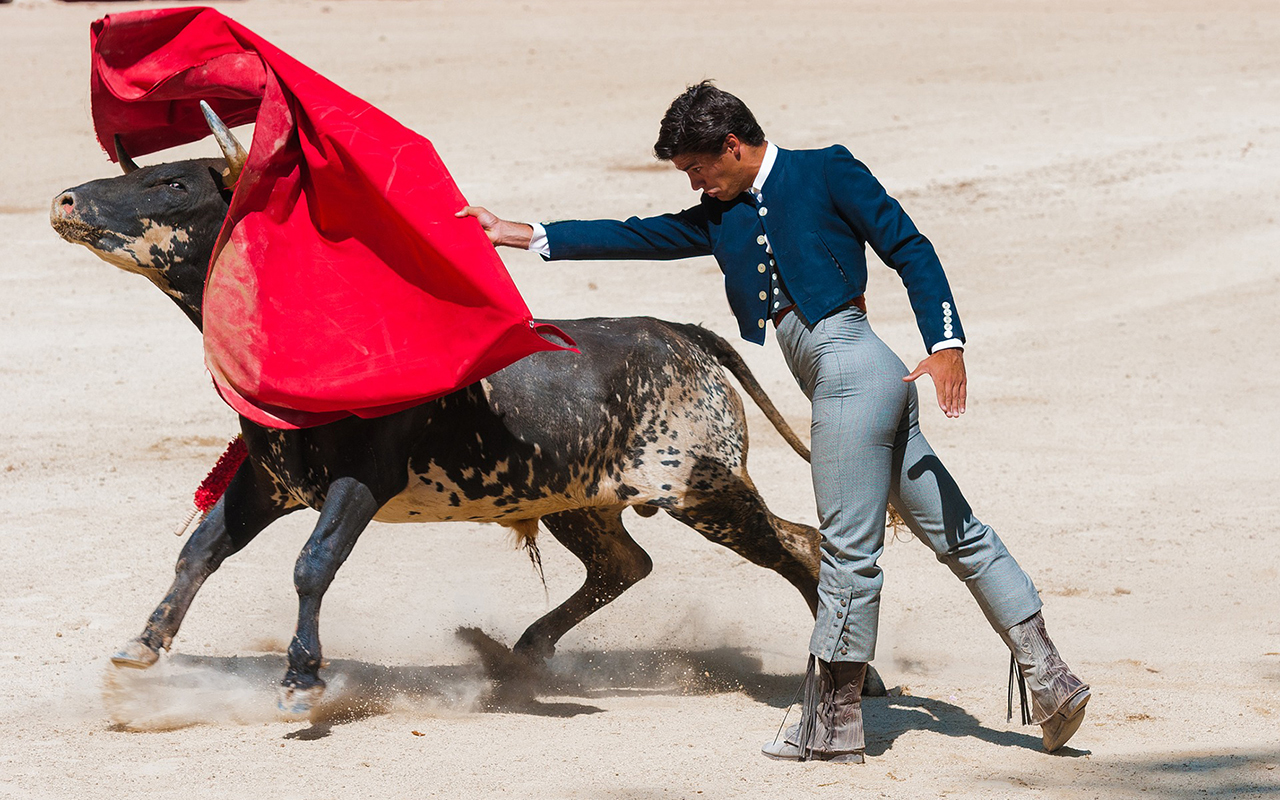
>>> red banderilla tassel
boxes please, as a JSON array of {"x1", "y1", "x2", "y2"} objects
[{"x1": 173, "y1": 435, "x2": 249, "y2": 536}]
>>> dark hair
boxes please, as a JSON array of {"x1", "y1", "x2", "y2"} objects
[{"x1": 653, "y1": 80, "x2": 765, "y2": 160}]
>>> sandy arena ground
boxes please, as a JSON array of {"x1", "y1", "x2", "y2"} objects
[{"x1": 1, "y1": 0, "x2": 1278, "y2": 797}]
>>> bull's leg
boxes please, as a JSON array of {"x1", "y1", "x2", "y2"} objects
[
  {"x1": 667, "y1": 466, "x2": 887, "y2": 696},
  {"x1": 512, "y1": 507, "x2": 652, "y2": 663},
  {"x1": 667, "y1": 465, "x2": 821, "y2": 616},
  {"x1": 278, "y1": 476, "x2": 379, "y2": 715},
  {"x1": 112, "y1": 461, "x2": 297, "y2": 668}
]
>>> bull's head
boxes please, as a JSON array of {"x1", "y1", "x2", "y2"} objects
[{"x1": 50, "y1": 103, "x2": 247, "y2": 330}]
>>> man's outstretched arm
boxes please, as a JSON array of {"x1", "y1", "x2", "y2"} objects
[{"x1": 459, "y1": 204, "x2": 713, "y2": 261}]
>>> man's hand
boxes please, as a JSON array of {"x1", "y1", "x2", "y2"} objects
[
  {"x1": 904, "y1": 348, "x2": 967, "y2": 418},
  {"x1": 455, "y1": 205, "x2": 534, "y2": 249}
]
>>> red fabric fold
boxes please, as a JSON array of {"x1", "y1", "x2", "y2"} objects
[{"x1": 91, "y1": 8, "x2": 574, "y2": 429}]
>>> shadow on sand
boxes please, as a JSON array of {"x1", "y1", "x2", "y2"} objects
[
  {"x1": 861, "y1": 694, "x2": 1057, "y2": 757},
  {"x1": 1033, "y1": 749, "x2": 1280, "y2": 798},
  {"x1": 104, "y1": 627, "x2": 1072, "y2": 755},
  {"x1": 103, "y1": 631, "x2": 795, "y2": 736}
]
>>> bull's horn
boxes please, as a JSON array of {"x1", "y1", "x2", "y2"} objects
[
  {"x1": 113, "y1": 135, "x2": 140, "y2": 174},
  {"x1": 199, "y1": 100, "x2": 248, "y2": 187}
]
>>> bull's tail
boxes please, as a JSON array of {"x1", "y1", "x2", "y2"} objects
[
  {"x1": 672, "y1": 322, "x2": 811, "y2": 463},
  {"x1": 673, "y1": 322, "x2": 911, "y2": 530}
]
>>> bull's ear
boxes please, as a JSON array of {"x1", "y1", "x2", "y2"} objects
[
  {"x1": 207, "y1": 166, "x2": 235, "y2": 202},
  {"x1": 114, "y1": 135, "x2": 140, "y2": 174},
  {"x1": 199, "y1": 101, "x2": 247, "y2": 188}
]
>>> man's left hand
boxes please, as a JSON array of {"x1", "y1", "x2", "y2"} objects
[{"x1": 904, "y1": 349, "x2": 967, "y2": 418}]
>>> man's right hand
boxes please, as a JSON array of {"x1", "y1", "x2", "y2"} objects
[{"x1": 455, "y1": 205, "x2": 534, "y2": 249}]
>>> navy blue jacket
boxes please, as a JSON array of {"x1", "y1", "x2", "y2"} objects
[{"x1": 544, "y1": 145, "x2": 964, "y2": 350}]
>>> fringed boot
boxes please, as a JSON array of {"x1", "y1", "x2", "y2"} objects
[
  {"x1": 1002, "y1": 611, "x2": 1090, "y2": 752},
  {"x1": 762, "y1": 657, "x2": 866, "y2": 763}
]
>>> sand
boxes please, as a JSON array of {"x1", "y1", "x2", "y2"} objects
[{"x1": 1, "y1": 0, "x2": 1278, "y2": 797}]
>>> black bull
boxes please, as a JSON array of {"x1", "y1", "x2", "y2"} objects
[{"x1": 51, "y1": 142, "x2": 885, "y2": 713}]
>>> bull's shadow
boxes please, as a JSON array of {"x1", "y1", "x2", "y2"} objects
[{"x1": 104, "y1": 635, "x2": 799, "y2": 734}]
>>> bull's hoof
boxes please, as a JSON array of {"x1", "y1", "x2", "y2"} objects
[
  {"x1": 458, "y1": 626, "x2": 547, "y2": 681},
  {"x1": 277, "y1": 684, "x2": 325, "y2": 718},
  {"x1": 456, "y1": 627, "x2": 554, "y2": 708},
  {"x1": 110, "y1": 639, "x2": 160, "y2": 670},
  {"x1": 511, "y1": 636, "x2": 556, "y2": 666},
  {"x1": 863, "y1": 664, "x2": 888, "y2": 697}
]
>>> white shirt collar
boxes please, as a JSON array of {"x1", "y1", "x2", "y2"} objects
[{"x1": 749, "y1": 141, "x2": 778, "y2": 198}]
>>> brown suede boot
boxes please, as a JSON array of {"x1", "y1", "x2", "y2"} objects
[
  {"x1": 1002, "y1": 611, "x2": 1090, "y2": 752},
  {"x1": 762, "y1": 658, "x2": 866, "y2": 763}
]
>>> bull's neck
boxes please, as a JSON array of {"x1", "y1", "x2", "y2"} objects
[
  {"x1": 162, "y1": 190, "x2": 229, "y2": 333},
  {"x1": 152, "y1": 257, "x2": 209, "y2": 332},
  {"x1": 167, "y1": 288, "x2": 205, "y2": 331}
]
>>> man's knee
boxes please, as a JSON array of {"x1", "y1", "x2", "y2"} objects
[{"x1": 933, "y1": 521, "x2": 1001, "y2": 578}]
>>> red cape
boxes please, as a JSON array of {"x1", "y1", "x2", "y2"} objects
[{"x1": 90, "y1": 8, "x2": 573, "y2": 428}]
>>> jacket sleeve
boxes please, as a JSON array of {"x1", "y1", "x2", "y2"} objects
[
  {"x1": 823, "y1": 145, "x2": 965, "y2": 352},
  {"x1": 542, "y1": 204, "x2": 713, "y2": 261}
]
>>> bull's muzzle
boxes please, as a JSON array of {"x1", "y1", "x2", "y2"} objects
[{"x1": 49, "y1": 190, "x2": 102, "y2": 246}]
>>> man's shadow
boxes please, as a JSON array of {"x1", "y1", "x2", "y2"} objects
[{"x1": 860, "y1": 695, "x2": 1054, "y2": 756}]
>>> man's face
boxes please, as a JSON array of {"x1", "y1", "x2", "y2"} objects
[{"x1": 671, "y1": 137, "x2": 754, "y2": 200}]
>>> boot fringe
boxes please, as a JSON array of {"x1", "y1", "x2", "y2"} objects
[
  {"x1": 796, "y1": 655, "x2": 821, "y2": 761},
  {"x1": 1007, "y1": 652, "x2": 1031, "y2": 725}
]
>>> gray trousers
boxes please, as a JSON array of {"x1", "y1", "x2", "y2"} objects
[{"x1": 776, "y1": 307, "x2": 1042, "y2": 663}]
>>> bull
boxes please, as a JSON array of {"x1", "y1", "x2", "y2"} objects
[{"x1": 51, "y1": 106, "x2": 880, "y2": 714}]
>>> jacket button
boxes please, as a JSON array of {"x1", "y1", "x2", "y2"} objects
[
  {"x1": 757, "y1": 263, "x2": 767, "y2": 273},
  {"x1": 756, "y1": 235, "x2": 766, "y2": 245},
  {"x1": 759, "y1": 291, "x2": 767, "y2": 301},
  {"x1": 757, "y1": 319, "x2": 766, "y2": 328},
  {"x1": 758, "y1": 206, "x2": 768, "y2": 216}
]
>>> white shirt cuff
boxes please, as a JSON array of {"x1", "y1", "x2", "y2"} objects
[
  {"x1": 528, "y1": 222, "x2": 550, "y2": 257},
  {"x1": 930, "y1": 338, "x2": 965, "y2": 354}
]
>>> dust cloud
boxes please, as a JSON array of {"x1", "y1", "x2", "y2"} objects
[{"x1": 101, "y1": 651, "x2": 491, "y2": 731}]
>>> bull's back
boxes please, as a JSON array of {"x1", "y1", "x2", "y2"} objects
[{"x1": 374, "y1": 317, "x2": 748, "y2": 523}]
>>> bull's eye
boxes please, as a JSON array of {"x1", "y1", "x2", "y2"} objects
[{"x1": 167, "y1": 180, "x2": 187, "y2": 192}]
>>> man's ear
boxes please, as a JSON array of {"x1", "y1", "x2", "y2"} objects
[{"x1": 723, "y1": 134, "x2": 741, "y2": 158}]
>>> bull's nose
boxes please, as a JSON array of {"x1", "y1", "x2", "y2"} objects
[{"x1": 53, "y1": 191, "x2": 76, "y2": 217}]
